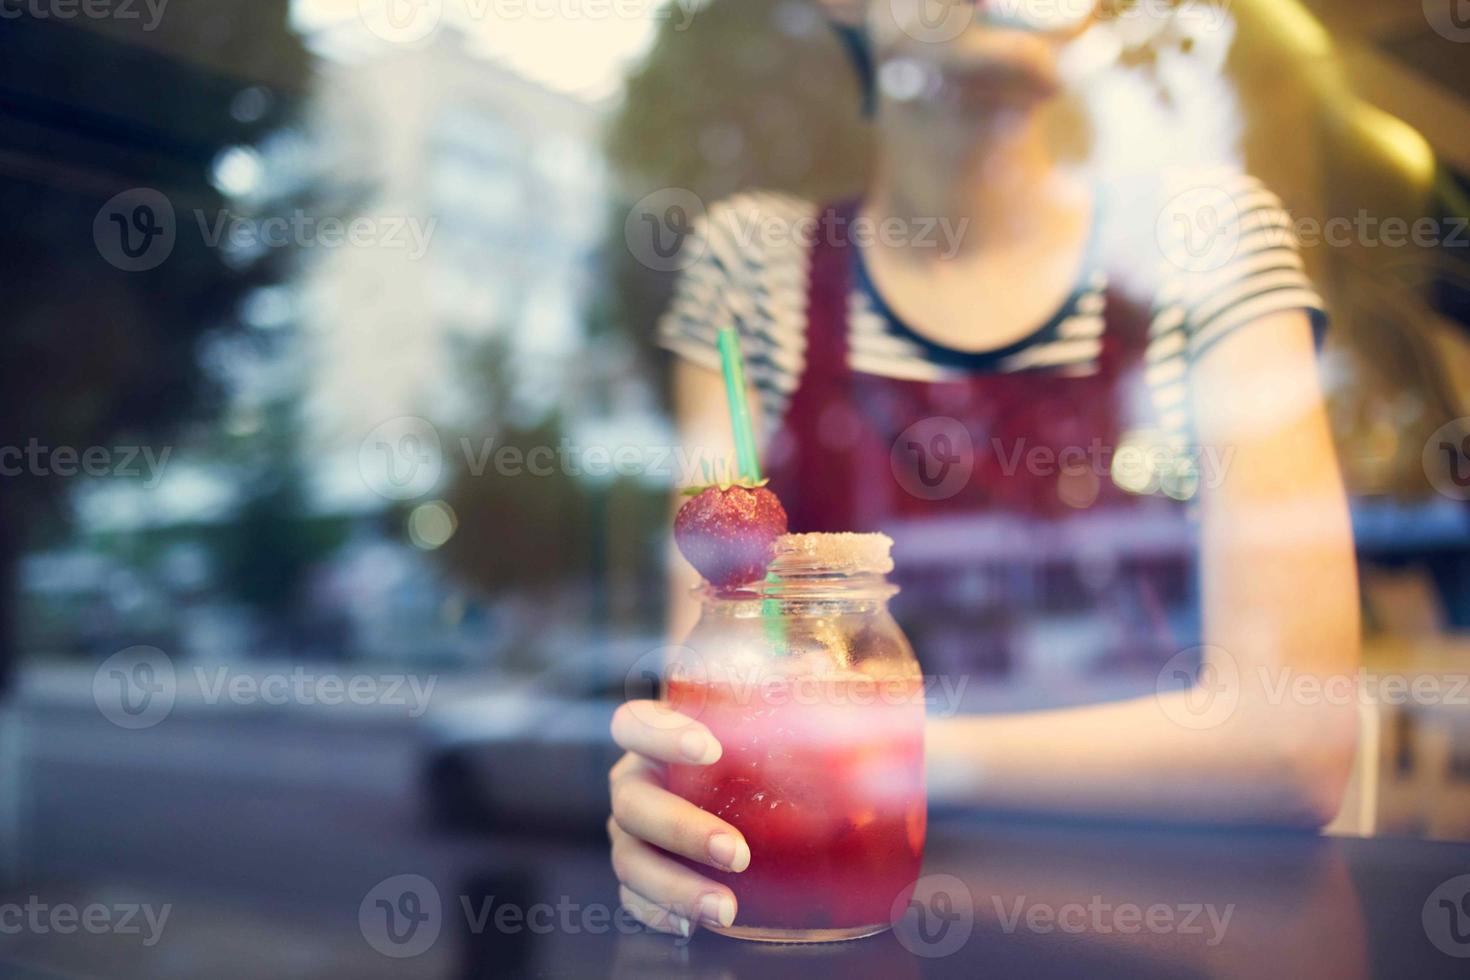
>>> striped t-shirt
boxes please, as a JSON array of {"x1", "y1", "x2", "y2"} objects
[{"x1": 658, "y1": 173, "x2": 1325, "y2": 447}]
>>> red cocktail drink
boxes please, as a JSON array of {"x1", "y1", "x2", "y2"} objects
[{"x1": 667, "y1": 672, "x2": 926, "y2": 940}]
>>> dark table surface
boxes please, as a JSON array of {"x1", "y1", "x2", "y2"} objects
[
  {"x1": 7, "y1": 699, "x2": 1470, "y2": 979},
  {"x1": 460, "y1": 816, "x2": 1470, "y2": 980}
]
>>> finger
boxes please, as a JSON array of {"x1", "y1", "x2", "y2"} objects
[
  {"x1": 610, "y1": 764, "x2": 750, "y2": 873},
  {"x1": 611, "y1": 702, "x2": 722, "y2": 765},
  {"x1": 619, "y1": 885, "x2": 692, "y2": 938},
  {"x1": 610, "y1": 819, "x2": 737, "y2": 929},
  {"x1": 608, "y1": 750, "x2": 660, "y2": 792}
]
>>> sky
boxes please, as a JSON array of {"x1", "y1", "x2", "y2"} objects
[{"x1": 291, "y1": 0, "x2": 674, "y2": 101}]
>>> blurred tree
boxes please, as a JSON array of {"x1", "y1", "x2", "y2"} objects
[
  {"x1": 607, "y1": 0, "x2": 871, "y2": 203},
  {"x1": 599, "y1": 0, "x2": 872, "y2": 378},
  {"x1": 0, "y1": 8, "x2": 311, "y2": 688},
  {"x1": 439, "y1": 337, "x2": 594, "y2": 667},
  {"x1": 204, "y1": 399, "x2": 348, "y2": 657}
]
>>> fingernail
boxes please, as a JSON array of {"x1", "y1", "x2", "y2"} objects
[
  {"x1": 671, "y1": 914, "x2": 692, "y2": 938},
  {"x1": 699, "y1": 892, "x2": 736, "y2": 928},
  {"x1": 680, "y1": 731, "x2": 718, "y2": 764},
  {"x1": 708, "y1": 833, "x2": 750, "y2": 872}
]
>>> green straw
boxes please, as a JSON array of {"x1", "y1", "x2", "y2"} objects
[
  {"x1": 715, "y1": 326, "x2": 788, "y2": 654},
  {"x1": 716, "y1": 327, "x2": 761, "y2": 483}
]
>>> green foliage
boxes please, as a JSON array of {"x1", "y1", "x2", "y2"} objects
[
  {"x1": 600, "y1": 0, "x2": 873, "y2": 381},
  {"x1": 607, "y1": 0, "x2": 872, "y2": 201},
  {"x1": 443, "y1": 412, "x2": 595, "y2": 597}
]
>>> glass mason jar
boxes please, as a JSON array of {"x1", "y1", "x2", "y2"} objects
[{"x1": 664, "y1": 533, "x2": 926, "y2": 943}]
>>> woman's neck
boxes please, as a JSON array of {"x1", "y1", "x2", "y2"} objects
[
  {"x1": 866, "y1": 99, "x2": 1081, "y2": 256},
  {"x1": 853, "y1": 96, "x2": 1098, "y2": 354}
]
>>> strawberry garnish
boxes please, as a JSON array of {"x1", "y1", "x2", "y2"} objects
[{"x1": 674, "y1": 480, "x2": 789, "y2": 590}]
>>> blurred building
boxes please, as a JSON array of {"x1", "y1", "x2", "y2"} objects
[{"x1": 298, "y1": 22, "x2": 609, "y2": 477}]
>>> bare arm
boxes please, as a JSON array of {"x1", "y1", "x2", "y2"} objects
[{"x1": 926, "y1": 310, "x2": 1360, "y2": 827}]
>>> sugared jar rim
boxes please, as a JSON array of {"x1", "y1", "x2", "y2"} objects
[{"x1": 771, "y1": 532, "x2": 895, "y2": 576}]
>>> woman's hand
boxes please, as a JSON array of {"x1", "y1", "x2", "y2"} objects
[{"x1": 607, "y1": 701, "x2": 749, "y2": 937}]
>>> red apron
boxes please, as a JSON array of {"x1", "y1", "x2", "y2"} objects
[{"x1": 764, "y1": 202, "x2": 1198, "y2": 687}]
